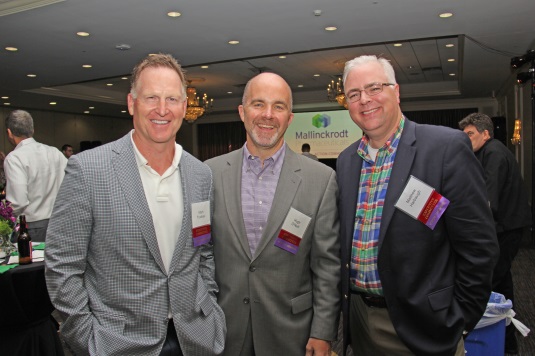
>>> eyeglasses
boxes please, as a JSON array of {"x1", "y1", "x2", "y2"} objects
[{"x1": 346, "y1": 82, "x2": 395, "y2": 103}]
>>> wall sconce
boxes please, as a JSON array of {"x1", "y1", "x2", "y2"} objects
[{"x1": 511, "y1": 119, "x2": 521, "y2": 145}]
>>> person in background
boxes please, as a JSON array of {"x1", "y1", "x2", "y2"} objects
[
  {"x1": 337, "y1": 55, "x2": 499, "y2": 356},
  {"x1": 61, "y1": 144, "x2": 74, "y2": 158},
  {"x1": 459, "y1": 112, "x2": 532, "y2": 355},
  {"x1": 301, "y1": 143, "x2": 319, "y2": 161},
  {"x1": 45, "y1": 53, "x2": 226, "y2": 356},
  {"x1": 206, "y1": 72, "x2": 340, "y2": 356},
  {"x1": 4, "y1": 110, "x2": 67, "y2": 241}
]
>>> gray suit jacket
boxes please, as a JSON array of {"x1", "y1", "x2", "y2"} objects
[
  {"x1": 206, "y1": 145, "x2": 340, "y2": 356},
  {"x1": 45, "y1": 133, "x2": 226, "y2": 356}
]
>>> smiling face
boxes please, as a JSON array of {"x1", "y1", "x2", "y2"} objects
[
  {"x1": 127, "y1": 66, "x2": 186, "y2": 152},
  {"x1": 239, "y1": 73, "x2": 294, "y2": 159},
  {"x1": 344, "y1": 61, "x2": 402, "y2": 148}
]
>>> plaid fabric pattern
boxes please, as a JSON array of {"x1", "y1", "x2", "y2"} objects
[{"x1": 350, "y1": 117, "x2": 405, "y2": 296}]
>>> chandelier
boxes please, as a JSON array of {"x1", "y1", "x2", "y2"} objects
[
  {"x1": 185, "y1": 85, "x2": 213, "y2": 123},
  {"x1": 326, "y1": 77, "x2": 348, "y2": 109}
]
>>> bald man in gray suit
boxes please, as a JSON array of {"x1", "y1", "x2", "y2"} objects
[{"x1": 206, "y1": 73, "x2": 340, "y2": 356}]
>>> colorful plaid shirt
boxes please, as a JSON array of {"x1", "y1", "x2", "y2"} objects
[{"x1": 350, "y1": 117, "x2": 405, "y2": 296}]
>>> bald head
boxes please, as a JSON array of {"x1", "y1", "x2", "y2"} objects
[{"x1": 242, "y1": 73, "x2": 293, "y2": 111}]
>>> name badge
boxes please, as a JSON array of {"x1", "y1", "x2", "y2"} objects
[
  {"x1": 192, "y1": 201, "x2": 211, "y2": 247},
  {"x1": 394, "y1": 176, "x2": 450, "y2": 230},
  {"x1": 274, "y1": 208, "x2": 311, "y2": 254}
]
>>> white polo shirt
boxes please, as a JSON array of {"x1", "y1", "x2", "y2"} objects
[{"x1": 130, "y1": 131, "x2": 183, "y2": 274}]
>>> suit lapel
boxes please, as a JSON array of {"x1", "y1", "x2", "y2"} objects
[
  {"x1": 253, "y1": 146, "x2": 301, "y2": 260},
  {"x1": 221, "y1": 149, "x2": 252, "y2": 260},
  {"x1": 112, "y1": 136, "x2": 166, "y2": 274},
  {"x1": 169, "y1": 154, "x2": 191, "y2": 271},
  {"x1": 378, "y1": 120, "x2": 417, "y2": 246}
]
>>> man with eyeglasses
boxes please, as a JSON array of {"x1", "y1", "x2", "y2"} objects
[{"x1": 337, "y1": 55, "x2": 499, "y2": 356}]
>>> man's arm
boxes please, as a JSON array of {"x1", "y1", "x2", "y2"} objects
[
  {"x1": 309, "y1": 170, "x2": 341, "y2": 341},
  {"x1": 45, "y1": 157, "x2": 94, "y2": 355},
  {"x1": 479, "y1": 146, "x2": 507, "y2": 220},
  {"x1": 4, "y1": 154, "x2": 29, "y2": 216},
  {"x1": 442, "y1": 133, "x2": 499, "y2": 331}
]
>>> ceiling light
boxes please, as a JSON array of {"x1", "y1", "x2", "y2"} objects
[
  {"x1": 314, "y1": 74, "x2": 320, "y2": 77},
  {"x1": 393, "y1": 43, "x2": 403, "y2": 47},
  {"x1": 228, "y1": 40, "x2": 240, "y2": 45},
  {"x1": 449, "y1": 73, "x2": 456, "y2": 76},
  {"x1": 297, "y1": 85, "x2": 304, "y2": 88},
  {"x1": 89, "y1": 106, "x2": 94, "y2": 109},
  {"x1": 5, "y1": 47, "x2": 18, "y2": 51},
  {"x1": 84, "y1": 111, "x2": 90, "y2": 114},
  {"x1": 1, "y1": 96, "x2": 8, "y2": 99},
  {"x1": 4, "y1": 103, "x2": 11, "y2": 106},
  {"x1": 106, "y1": 83, "x2": 113, "y2": 86},
  {"x1": 121, "y1": 110, "x2": 127, "y2": 113},
  {"x1": 185, "y1": 82, "x2": 214, "y2": 123},
  {"x1": 445, "y1": 44, "x2": 455, "y2": 48},
  {"x1": 27, "y1": 74, "x2": 36, "y2": 77},
  {"x1": 439, "y1": 12, "x2": 453, "y2": 18},
  {"x1": 279, "y1": 56, "x2": 286, "y2": 59},
  {"x1": 50, "y1": 102, "x2": 56, "y2": 105},
  {"x1": 77, "y1": 32, "x2": 90, "y2": 37},
  {"x1": 227, "y1": 91, "x2": 233, "y2": 94},
  {"x1": 201, "y1": 65, "x2": 209, "y2": 69},
  {"x1": 121, "y1": 77, "x2": 128, "y2": 80},
  {"x1": 167, "y1": 11, "x2": 181, "y2": 17},
  {"x1": 447, "y1": 58, "x2": 455, "y2": 62},
  {"x1": 324, "y1": 26, "x2": 337, "y2": 31},
  {"x1": 82, "y1": 64, "x2": 92, "y2": 68},
  {"x1": 327, "y1": 78, "x2": 347, "y2": 109}
]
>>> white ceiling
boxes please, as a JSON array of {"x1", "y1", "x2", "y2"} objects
[{"x1": 0, "y1": 0, "x2": 534, "y2": 119}]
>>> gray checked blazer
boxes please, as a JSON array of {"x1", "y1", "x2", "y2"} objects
[
  {"x1": 206, "y1": 145, "x2": 340, "y2": 355},
  {"x1": 45, "y1": 133, "x2": 226, "y2": 356}
]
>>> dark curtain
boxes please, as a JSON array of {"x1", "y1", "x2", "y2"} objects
[
  {"x1": 198, "y1": 121, "x2": 246, "y2": 161},
  {"x1": 404, "y1": 108, "x2": 477, "y2": 129}
]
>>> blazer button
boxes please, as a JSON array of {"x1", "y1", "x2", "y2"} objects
[
  {"x1": 243, "y1": 297, "x2": 250, "y2": 304},
  {"x1": 344, "y1": 294, "x2": 348, "y2": 299},
  {"x1": 249, "y1": 266, "x2": 256, "y2": 272},
  {"x1": 345, "y1": 264, "x2": 349, "y2": 269}
]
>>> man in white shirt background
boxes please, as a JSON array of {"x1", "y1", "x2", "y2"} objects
[{"x1": 4, "y1": 109, "x2": 67, "y2": 241}]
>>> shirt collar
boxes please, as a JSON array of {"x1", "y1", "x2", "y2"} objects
[
  {"x1": 357, "y1": 116, "x2": 405, "y2": 161},
  {"x1": 130, "y1": 129, "x2": 182, "y2": 170},
  {"x1": 14, "y1": 137, "x2": 36, "y2": 150},
  {"x1": 242, "y1": 142, "x2": 286, "y2": 173}
]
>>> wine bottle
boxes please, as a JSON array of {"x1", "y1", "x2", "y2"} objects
[{"x1": 17, "y1": 215, "x2": 32, "y2": 265}]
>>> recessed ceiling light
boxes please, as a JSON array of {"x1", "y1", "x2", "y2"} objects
[
  {"x1": 313, "y1": 74, "x2": 320, "y2": 77},
  {"x1": 106, "y1": 83, "x2": 113, "y2": 86},
  {"x1": 393, "y1": 43, "x2": 403, "y2": 47},
  {"x1": 4, "y1": 103, "x2": 11, "y2": 106},
  {"x1": 89, "y1": 106, "x2": 94, "y2": 109},
  {"x1": 1, "y1": 96, "x2": 8, "y2": 99},
  {"x1": 27, "y1": 74, "x2": 36, "y2": 77},
  {"x1": 297, "y1": 85, "x2": 304, "y2": 88},
  {"x1": 325, "y1": 26, "x2": 337, "y2": 31},
  {"x1": 82, "y1": 64, "x2": 92, "y2": 68},
  {"x1": 447, "y1": 58, "x2": 455, "y2": 62},
  {"x1": 439, "y1": 12, "x2": 453, "y2": 18},
  {"x1": 445, "y1": 44, "x2": 455, "y2": 48},
  {"x1": 121, "y1": 110, "x2": 127, "y2": 113},
  {"x1": 279, "y1": 56, "x2": 286, "y2": 59},
  {"x1": 227, "y1": 91, "x2": 233, "y2": 94},
  {"x1": 77, "y1": 32, "x2": 90, "y2": 37},
  {"x1": 167, "y1": 11, "x2": 181, "y2": 17},
  {"x1": 84, "y1": 111, "x2": 90, "y2": 114},
  {"x1": 121, "y1": 77, "x2": 128, "y2": 80},
  {"x1": 201, "y1": 65, "x2": 209, "y2": 69},
  {"x1": 228, "y1": 40, "x2": 240, "y2": 45},
  {"x1": 50, "y1": 102, "x2": 56, "y2": 105},
  {"x1": 449, "y1": 73, "x2": 456, "y2": 76},
  {"x1": 5, "y1": 47, "x2": 18, "y2": 51}
]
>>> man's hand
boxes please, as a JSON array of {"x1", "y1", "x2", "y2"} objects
[{"x1": 305, "y1": 337, "x2": 331, "y2": 356}]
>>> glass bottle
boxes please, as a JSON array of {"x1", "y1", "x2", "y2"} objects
[{"x1": 17, "y1": 215, "x2": 32, "y2": 265}]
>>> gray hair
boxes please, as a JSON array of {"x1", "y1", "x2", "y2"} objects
[
  {"x1": 242, "y1": 72, "x2": 293, "y2": 111},
  {"x1": 343, "y1": 55, "x2": 397, "y2": 87},
  {"x1": 5, "y1": 110, "x2": 34, "y2": 138},
  {"x1": 459, "y1": 113, "x2": 494, "y2": 138}
]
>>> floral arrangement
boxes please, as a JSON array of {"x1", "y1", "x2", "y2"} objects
[{"x1": 0, "y1": 199, "x2": 17, "y2": 257}]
